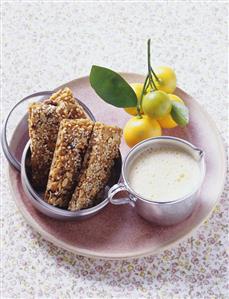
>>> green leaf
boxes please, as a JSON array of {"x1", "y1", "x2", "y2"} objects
[
  {"x1": 171, "y1": 101, "x2": 189, "y2": 127},
  {"x1": 90, "y1": 65, "x2": 138, "y2": 108}
]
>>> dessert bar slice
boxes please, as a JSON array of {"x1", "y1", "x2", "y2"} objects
[
  {"x1": 68, "y1": 122, "x2": 122, "y2": 211},
  {"x1": 44, "y1": 119, "x2": 94, "y2": 207},
  {"x1": 28, "y1": 87, "x2": 88, "y2": 189}
]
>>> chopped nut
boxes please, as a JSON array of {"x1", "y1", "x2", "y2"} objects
[
  {"x1": 62, "y1": 178, "x2": 69, "y2": 188},
  {"x1": 50, "y1": 182, "x2": 58, "y2": 191}
]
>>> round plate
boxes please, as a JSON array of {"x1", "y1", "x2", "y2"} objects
[{"x1": 8, "y1": 73, "x2": 226, "y2": 259}]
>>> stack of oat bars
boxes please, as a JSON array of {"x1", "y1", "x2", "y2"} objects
[{"x1": 28, "y1": 87, "x2": 122, "y2": 211}]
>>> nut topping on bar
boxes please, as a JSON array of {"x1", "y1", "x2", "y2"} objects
[
  {"x1": 68, "y1": 122, "x2": 122, "y2": 211},
  {"x1": 44, "y1": 119, "x2": 94, "y2": 208},
  {"x1": 28, "y1": 87, "x2": 88, "y2": 189}
]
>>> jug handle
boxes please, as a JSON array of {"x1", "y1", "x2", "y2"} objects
[{"x1": 108, "y1": 183, "x2": 136, "y2": 207}]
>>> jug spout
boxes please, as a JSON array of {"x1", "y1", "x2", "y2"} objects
[{"x1": 194, "y1": 148, "x2": 204, "y2": 160}]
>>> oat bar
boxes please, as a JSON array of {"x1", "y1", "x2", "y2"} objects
[
  {"x1": 68, "y1": 122, "x2": 122, "y2": 211},
  {"x1": 44, "y1": 119, "x2": 94, "y2": 207},
  {"x1": 28, "y1": 87, "x2": 88, "y2": 189}
]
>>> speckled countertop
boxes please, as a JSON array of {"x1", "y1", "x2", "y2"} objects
[{"x1": 1, "y1": 2, "x2": 228, "y2": 298}]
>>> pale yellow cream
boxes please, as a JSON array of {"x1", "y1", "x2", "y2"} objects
[{"x1": 128, "y1": 147, "x2": 201, "y2": 202}]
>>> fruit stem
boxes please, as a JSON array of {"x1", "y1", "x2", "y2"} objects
[
  {"x1": 151, "y1": 67, "x2": 160, "y2": 82},
  {"x1": 145, "y1": 77, "x2": 150, "y2": 91},
  {"x1": 138, "y1": 73, "x2": 149, "y2": 116},
  {"x1": 137, "y1": 39, "x2": 160, "y2": 117},
  {"x1": 147, "y1": 39, "x2": 157, "y2": 90},
  {"x1": 136, "y1": 104, "x2": 141, "y2": 117}
]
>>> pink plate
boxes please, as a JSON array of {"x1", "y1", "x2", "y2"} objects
[{"x1": 8, "y1": 73, "x2": 226, "y2": 259}]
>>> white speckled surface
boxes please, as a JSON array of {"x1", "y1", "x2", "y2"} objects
[{"x1": 1, "y1": 2, "x2": 228, "y2": 298}]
